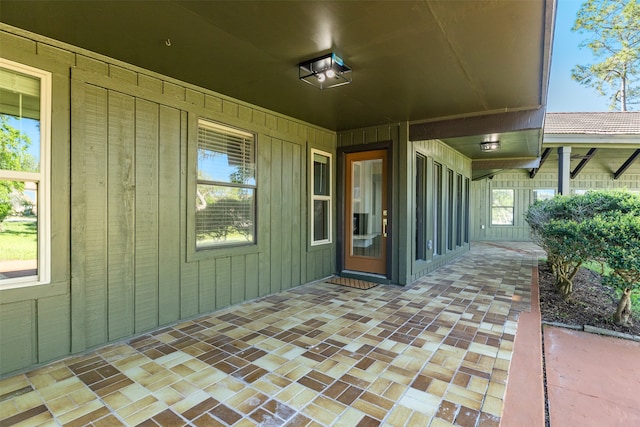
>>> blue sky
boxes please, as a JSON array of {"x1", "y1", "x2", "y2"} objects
[{"x1": 546, "y1": 0, "x2": 611, "y2": 112}]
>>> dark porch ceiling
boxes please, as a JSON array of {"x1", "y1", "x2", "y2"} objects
[{"x1": 1, "y1": 0, "x2": 555, "y2": 177}]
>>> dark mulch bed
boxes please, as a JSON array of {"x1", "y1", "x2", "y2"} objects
[{"x1": 538, "y1": 261, "x2": 640, "y2": 337}]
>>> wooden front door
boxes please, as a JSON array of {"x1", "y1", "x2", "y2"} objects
[{"x1": 344, "y1": 149, "x2": 388, "y2": 275}]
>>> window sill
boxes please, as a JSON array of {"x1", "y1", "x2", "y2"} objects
[
  {"x1": 0, "y1": 280, "x2": 68, "y2": 304},
  {"x1": 308, "y1": 241, "x2": 333, "y2": 252},
  {"x1": 188, "y1": 242, "x2": 261, "y2": 262}
]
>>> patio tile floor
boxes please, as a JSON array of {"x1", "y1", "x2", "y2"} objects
[{"x1": 0, "y1": 242, "x2": 538, "y2": 426}]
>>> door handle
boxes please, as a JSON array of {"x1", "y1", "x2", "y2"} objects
[{"x1": 383, "y1": 218, "x2": 388, "y2": 237}]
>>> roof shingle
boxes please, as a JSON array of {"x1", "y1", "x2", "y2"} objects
[{"x1": 545, "y1": 112, "x2": 640, "y2": 135}]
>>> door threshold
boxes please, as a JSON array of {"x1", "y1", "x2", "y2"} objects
[{"x1": 340, "y1": 270, "x2": 390, "y2": 285}]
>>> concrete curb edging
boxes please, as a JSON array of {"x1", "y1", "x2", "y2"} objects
[{"x1": 542, "y1": 320, "x2": 640, "y2": 342}]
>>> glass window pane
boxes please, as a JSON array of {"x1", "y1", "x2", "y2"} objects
[
  {"x1": 433, "y1": 163, "x2": 442, "y2": 255},
  {"x1": 492, "y1": 189, "x2": 514, "y2": 207},
  {"x1": 196, "y1": 120, "x2": 256, "y2": 250},
  {"x1": 313, "y1": 200, "x2": 329, "y2": 241},
  {"x1": 464, "y1": 177, "x2": 470, "y2": 243},
  {"x1": 0, "y1": 67, "x2": 40, "y2": 118},
  {"x1": 533, "y1": 189, "x2": 555, "y2": 202},
  {"x1": 351, "y1": 159, "x2": 382, "y2": 258},
  {"x1": 456, "y1": 174, "x2": 463, "y2": 246},
  {"x1": 196, "y1": 184, "x2": 255, "y2": 248},
  {"x1": 0, "y1": 66, "x2": 41, "y2": 172},
  {"x1": 1, "y1": 116, "x2": 40, "y2": 173},
  {"x1": 447, "y1": 170, "x2": 454, "y2": 250},
  {"x1": 313, "y1": 154, "x2": 330, "y2": 196},
  {"x1": 415, "y1": 154, "x2": 426, "y2": 261},
  {"x1": 197, "y1": 125, "x2": 255, "y2": 185},
  {"x1": 0, "y1": 60, "x2": 50, "y2": 287},
  {"x1": 491, "y1": 189, "x2": 514, "y2": 225},
  {"x1": 0, "y1": 180, "x2": 38, "y2": 279},
  {"x1": 492, "y1": 207, "x2": 514, "y2": 225},
  {"x1": 311, "y1": 150, "x2": 332, "y2": 245}
]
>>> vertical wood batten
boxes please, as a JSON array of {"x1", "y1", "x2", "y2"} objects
[
  {"x1": 80, "y1": 84, "x2": 109, "y2": 349},
  {"x1": 0, "y1": 301, "x2": 36, "y2": 373},
  {"x1": 158, "y1": 105, "x2": 181, "y2": 325},
  {"x1": 245, "y1": 253, "x2": 260, "y2": 300},
  {"x1": 134, "y1": 98, "x2": 160, "y2": 333},
  {"x1": 231, "y1": 256, "x2": 245, "y2": 305},
  {"x1": 292, "y1": 142, "x2": 303, "y2": 287},
  {"x1": 180, "y1": 110, "x2": 199, "y2": 318},
  {"x1": 107, "y1": 91, "x2": 136, "y2": 341},
  {"x1": 215, "y1": 257, "x2": 232, "y2": 308},
  {"x1": 37, "y1": 294, "x2": 71, "y2": 363},
  {"x1": 70, "y1": 77, "x2": 88, "y2": 353},
  {"x1": 270, "y1": 139, "x2": 283, "y2": 294},
  {"x1": 198, "y1": 259, "x2": 216, "y2": 313},
  {"x1": 258, "y1": 137, "x2": 272, "y2": 297},
  {"x1": 281, "y1": 142, "x2": 294, "y2": 290}
]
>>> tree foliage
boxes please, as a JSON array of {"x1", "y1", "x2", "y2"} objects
[{"x1": 571, "y1": 0, "x2": 640, "y2": 111}]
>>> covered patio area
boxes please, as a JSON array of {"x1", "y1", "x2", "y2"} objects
[{"x1": 0, "y1": 243, "x2": 541, "y2": 426}]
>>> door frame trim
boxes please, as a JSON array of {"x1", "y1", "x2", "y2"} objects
[{"x1": 336, "y1": 141, "x2": 394, "y2": 278}]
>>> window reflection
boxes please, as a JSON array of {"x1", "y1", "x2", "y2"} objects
[{"x1": 0, "y1": 181, "x2": 38, "y2": 279}]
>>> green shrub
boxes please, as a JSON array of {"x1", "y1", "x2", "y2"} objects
[{"x1": 526, "y1": 190, "x2": 640, "y2": 304}]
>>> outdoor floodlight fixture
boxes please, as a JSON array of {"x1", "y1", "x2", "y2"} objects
[
  {"x1": 480, "y1": 140, "x2": 501, "y2": 152},
  {"x1": 299, "y1": 53, "x2": 352, "y2": 89}
]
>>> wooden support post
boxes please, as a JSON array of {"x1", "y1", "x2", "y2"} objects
[{"x1": 558, "y1": 147, "x2": 571, "y2": 195}]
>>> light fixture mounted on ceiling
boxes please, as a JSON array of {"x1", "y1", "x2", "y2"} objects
[
  {"x1": 299, "y1": 53, "x2": 352, "y2": 89},
  {"x1": 480, "y1": 140, "x2": 501, "y2": 152}
]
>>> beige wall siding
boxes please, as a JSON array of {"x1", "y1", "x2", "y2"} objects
[
  {"x1": 0, "y1": 26, "x2": 336, "y2": 376},
  {"x1": 471, "y1": 148, "x2": 640, "y2": 241}
]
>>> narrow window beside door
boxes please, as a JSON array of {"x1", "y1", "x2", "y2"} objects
[
  {"x1": 311, "y1": 149, "x2": 332, "y2": 245},
  {"x1": 415, "y1": 153, "x2": 426, "y2": 261}
]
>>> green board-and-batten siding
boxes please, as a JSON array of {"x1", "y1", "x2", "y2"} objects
[{"x1": 0, "y1": 26, "x2": 335, "y2": 377}]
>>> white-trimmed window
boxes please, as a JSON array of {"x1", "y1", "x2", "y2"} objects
[
  {"x1": 311, "y1": 149, "x2": 332, "y2": 245},
  {"x1": 0, "y1": 59, "x2": 51, "y2": 288},
  {"x1": 196, "y1": 119, "x2": 256, "y2": 249},
  {"x1": 491, "y1": 189, "x2": 514, "y2": 226},
  {"x1": 533, "y1": 189, "x2": 555, "y2": 203}
]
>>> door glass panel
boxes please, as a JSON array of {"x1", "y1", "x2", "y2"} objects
[{"x1": 351, "y1": 158, "x2": 382, "y2": 258}]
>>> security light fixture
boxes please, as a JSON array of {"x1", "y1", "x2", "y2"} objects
[
  {"x1": 480, "y1": 141, "x2": 501, "y2": 152},
  {"x1": 299, "y1": 53, "x2": 352, "y2": 89}
]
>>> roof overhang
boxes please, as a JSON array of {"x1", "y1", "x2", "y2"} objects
[
  {"x1": 410, "y1": 108, "x2": 547, "y2": 179},
  {"x1": 1, "y1": 0, "x2": 556, "y2": 177}
]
